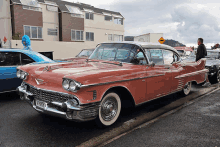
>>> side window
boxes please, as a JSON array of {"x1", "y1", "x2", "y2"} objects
[
  {"x1": 149, "y1": 49, "x2": 164, "y2": 65},
  {"x1": 21, "y1": 53, "x2": 35, "y2": 65},
  {"x1": 163, "y1": 50, "x2": 174, "y2": 64},
  {"x1": 0, "y1": 52, "x2": 21, "y2": 66},
  {"x1": 136, "y1": 52, "x2": 147, "y2": 65}
]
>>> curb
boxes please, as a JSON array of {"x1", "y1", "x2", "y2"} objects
[{"x1": 76, "y1": 85, "x2": 218, "y2": 147}]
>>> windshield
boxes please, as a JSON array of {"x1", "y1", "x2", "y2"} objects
[
  {"x1": 89, "y1": 43, "x2": 140, "y2": 63},
  {"x1": 77, "y1": 49, "x2": 94, "y2": 57},
  {"x1": 206, "y1": 51, "x2": 219, "y2": 58},
  {"x1": 35, "y1": 52, "x2": 54, "y2": 62}
]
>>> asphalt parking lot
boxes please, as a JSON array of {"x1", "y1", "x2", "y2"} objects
[
  {"x1": 0, "y1": 84, "x2": 218, "y2": 147},
  {"x1": 104, "y1": 86, "x2": 220, "y2": 147}
]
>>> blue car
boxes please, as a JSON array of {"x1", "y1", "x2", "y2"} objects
[{"x1": 0, "y1": 49, "x2": 55, "y2": 93}]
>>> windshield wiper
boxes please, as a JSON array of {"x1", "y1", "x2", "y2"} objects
[{"x1": 101, "y1": 61, "x2": 123, "y2": 66}]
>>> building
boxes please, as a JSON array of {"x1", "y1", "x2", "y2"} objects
[
  {"x1": 134, "y1": 33, "x2": 163, "y2": 43},
  {"x1": 163, "y1": 39, "x2": 186, "y2": 47},
  {"x1": 0, "y1": 0, "x2": 124, "y2": 58}
]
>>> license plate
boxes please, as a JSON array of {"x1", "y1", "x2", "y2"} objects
[{"x1": 36, "y1": 100, "x2": 47, "y2": 109}]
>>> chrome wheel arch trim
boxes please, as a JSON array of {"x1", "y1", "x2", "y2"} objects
[{"x1": 99, "y1": 85, "x2": 136, "y2": 106}]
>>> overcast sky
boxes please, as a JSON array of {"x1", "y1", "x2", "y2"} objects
[{"x1": 64, "y1": 0, "x2": 220, "y2": 48}]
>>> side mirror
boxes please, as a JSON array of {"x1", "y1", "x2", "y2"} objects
[{"x1": 149, "y1": 61, "x2": 155, "y2": 67}]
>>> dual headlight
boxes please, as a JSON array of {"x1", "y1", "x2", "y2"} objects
[
  {"x1": 62, "y1": 79, "x2": 81, "y2": 92},
  {"x1": 17, "y1": 70, "x2": 28, "y2": 80}
]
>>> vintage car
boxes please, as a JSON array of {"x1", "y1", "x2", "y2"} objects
[
  {"x1": 0, "y1": 49, "x2": 55, "y2": 93},
  {"x1": 183, "y1": 50, "x2": 220, "y2": 84},
  {"x1": 16, "y1": 42, "x2": 208, "y2": 127},
  {"x1": 54, "y1": 49, "x2": 94, "y2": 62}
]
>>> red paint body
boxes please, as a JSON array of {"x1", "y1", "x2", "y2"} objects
[{"x1": 17, "y1": 58, "x2": 208, "y2": 105}]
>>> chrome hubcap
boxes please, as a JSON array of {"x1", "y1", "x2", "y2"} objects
[
  {"x1": 217, "y1": 72, "x2": 220, "y2": 82},
  {"x1": 184, "y1": 82, "x2": 191, "y2": 94},
  {"x1": 101, "y1": 97, "x2": 118, "y2": 121}
]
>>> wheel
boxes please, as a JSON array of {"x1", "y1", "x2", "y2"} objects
[
  {"x1": 96, "y1": 92, "x2": 121, "y2": 127},
  {"x1": 209, "y1": 71, "x2": 220, "y2": 84},
  {"x1": 182, "y1": 82, "x2": 192, "y2": 96}
]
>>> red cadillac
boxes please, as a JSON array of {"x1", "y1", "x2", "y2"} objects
[{"x1": 17, "y1": 42, "x2": 208, "y2": 127}]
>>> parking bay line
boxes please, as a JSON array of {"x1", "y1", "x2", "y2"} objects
[{"x1": 76, "y1": 85, "x2": 219, "y2": 147}]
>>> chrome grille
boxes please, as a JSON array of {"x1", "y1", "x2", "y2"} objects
[{"x1": 28, "y1": 85, "x2": 70, "y2": 103}]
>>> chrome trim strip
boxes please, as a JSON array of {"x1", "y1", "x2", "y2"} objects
[
  {"x1": 81, "y1": 74, "x2": 165, "y2": 88},
  {"x1": 175, "y1": 69, "x2": 209, "y2": 79}
]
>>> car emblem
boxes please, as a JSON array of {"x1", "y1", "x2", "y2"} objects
[{"x1": 35, "y1": 78, "x2": 44, "y2": 85}]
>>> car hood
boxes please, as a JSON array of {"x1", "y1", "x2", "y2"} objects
[{"x1": 18, "y1": 61, "x2": 140, "y2": 87}]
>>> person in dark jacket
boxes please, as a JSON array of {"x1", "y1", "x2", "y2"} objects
[{"x1": 196, "y1": 38, "x2": 207, "y2": 61}]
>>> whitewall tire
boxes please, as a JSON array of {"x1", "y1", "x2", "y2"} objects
[
  {"x1": 96, "y1": 92, "x2": 121, "y2": 127},
  {"x1": 182, "y1": 82, "x2": 192, "y2": 96}
]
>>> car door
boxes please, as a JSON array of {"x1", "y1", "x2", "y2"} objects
[
  {"x1": 144, "y1": 49, "x2": 173, "y2": 100},
  {"x1": 0, "y1": 52, "x2": 22, "y2": 92}
]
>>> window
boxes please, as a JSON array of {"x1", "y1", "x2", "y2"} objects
[
  {"x1": 46, "y1": 5, "x2": 58, "y2": 12},
  {"x1": 108, "y1": 34, "x2": 113, "y2": 41},
  {"x1": 147, "y1": 49, "x2": 164, "y2": 65},
  {"x1": 0, "y1": 52, "x2": 21, "y2": 66},
  {"x1": 105, "y1": 15, "x2": 112, "y2": 21},
  {"x1": 24, "y1": 26, "x2": 43, "y2": 39},
  {"x1": 85, "y1": 12, "x2": 94, "y2": 20},
  {"x1": 114, "y1": 18, "x2": 123, "y2": 25},
  {"x1": 71, "y1": 30, "x2": 84, "y2": 41},
  {"x1": 21, "y1": 53, "x2": 35, "y2": 65},
  {"x1": 66, "y1": 5, "x2": 83, "y2": 18},
  {"x1": 103, "y1": 12, "x2": 112, "y2": 21},
  {"x1": 20, "y1": 0, "x2": 41, "y2": 11},
  {"x1": 163, "y1": 50, "x2": 174, "y2": 64},
  {"x1": 48, "y1": 29, "x2": 58, "y2": 36},
  {"x1": 86, "y1": 32, "x2": 94, "y2": 41},
  {"x1": 114, "y1": 35, "x2": 123, "y2": 41}
]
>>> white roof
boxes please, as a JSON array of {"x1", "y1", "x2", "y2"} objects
[{"x1": 100, "y1": 41, "x2": 178, "y2": 54}]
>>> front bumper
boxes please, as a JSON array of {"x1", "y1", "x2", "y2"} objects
[{"x1": 17, "y1": 84, "x2": 100, "y2": 122}]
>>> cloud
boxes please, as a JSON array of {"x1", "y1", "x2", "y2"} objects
[{"x1": 97, "y1": 0, "x2": 220, "y2": 45}]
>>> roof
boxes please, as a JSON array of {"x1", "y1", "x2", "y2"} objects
[
  {"x1": 11, "y1": 0, "x2": 124, "y2": 18},
  {"x1": 135, "y1": 33, "x2": 163, "y2": 37},
  {"x1": 100, "y1": 41, "x2": 179, "y2": 54},
  {"x1": 174, "y1": 47, "x2": 193, "y2": 52}
]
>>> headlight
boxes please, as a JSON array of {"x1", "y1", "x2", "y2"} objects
[
  {"x1": 16, "y1": 70, "x2": 21, "y2": 78},
  {"x1": 63, "y1": 79, "x2": 81, "y2": 92},
  {"x1": 62, "y1": 79, "x2": 70, "y2": 90},
  {"x1": 69, "y1": 81, "x2": 77, "y2": 92},
  {"x1": 17, "y1": 70, "x2": 28, "y2": 80}
]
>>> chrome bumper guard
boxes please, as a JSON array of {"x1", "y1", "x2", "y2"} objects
[{"x1": 17, "y1": 85, "x2": 100, "y2": 122}]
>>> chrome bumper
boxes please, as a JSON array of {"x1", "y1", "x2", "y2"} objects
[{"x1": 17, "y1": 86, "x2": 100, "y2": 122}]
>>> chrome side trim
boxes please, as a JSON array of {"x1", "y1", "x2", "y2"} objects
[
  {"x1": 81, "y1": 74, "x2": 165, "y2": 88},
  {"x1": 175, "y1": 69, "x2": 209, "y2": 79}
]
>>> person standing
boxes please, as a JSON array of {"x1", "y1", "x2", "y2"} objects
[
  {"x1": 195, "y1": 38, "x2": 210, "y2": 87},
  {"x1": 196, "y1": 38, "x2": 207, "y2": 62}
]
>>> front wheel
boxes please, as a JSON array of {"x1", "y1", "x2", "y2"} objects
[
  {"x1": 182, "y1": 82, "x2": 192, "y2": 96},
  {"x1": 210, "y1": 70, "x2": 220, "y2": 84},
  {"x1": 96, "y1": 92, "x2": 121, "y2": 127}
]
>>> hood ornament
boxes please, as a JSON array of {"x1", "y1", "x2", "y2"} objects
[{"x1": 35, "y1": 78, "x2": 44, "y2": 85}]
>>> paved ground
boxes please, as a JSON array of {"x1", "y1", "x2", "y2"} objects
[
  {"x1": 104, "y1": 88, "x2": 220, "y2": 147},
  {"x1": 0, "y1": 84, "x2": 216, "y2": 147}
]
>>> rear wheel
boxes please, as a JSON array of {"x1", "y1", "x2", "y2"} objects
[
  {"x1": 182, "y1": 82, "x2": 192, "y2": 96},
  {"x1": 96, "y1": 92, "x2": 121, "y2": 127},
  {"x1": 209, "y1": 70, "x2": 220, "y2": 84}
]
